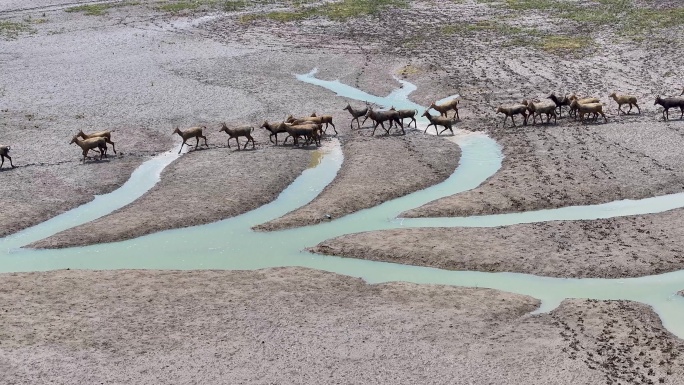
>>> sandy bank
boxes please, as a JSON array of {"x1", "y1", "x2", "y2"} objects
[
  {"x1": 1, "y1": 268, "x2": 681, "y2": 384},
  {"x1": 29, "y1": 130, "x2": 314, "y2": 248},
  {"x1": 255, "y1": 129, "x2": 460, "y2": 231},
  {"x1": 405, "y1": 120, "x2": 684, "y2": 218},
  {"x1": 312, "y1": 207, "x2": 684, "y2": 278}
]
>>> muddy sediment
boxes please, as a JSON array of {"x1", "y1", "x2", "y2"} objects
[
  {"x1": 404, "y1": 120, "x2": 684, "y2": 218},
  {"x1": 0, "y1": 111, "x2": 172, "y2": 238},
  {"x1": 255, "y1": 129, "x2": 460, "y2": 231},
  {"x1": 1, "y1": 268, "x2": 682, "y2": 384},
  {"x1": 311, "y1": 207, "x2": 684, "y2": 278},
  {"x1": 3, "y1": 1, "x2": 684, "y2": 382},
  {"x1": 29, "y1": 130, "x2": 314, "y2": 249}
]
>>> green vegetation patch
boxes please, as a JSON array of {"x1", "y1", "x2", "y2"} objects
[
  {"x1": 241, "y1": 0, "x2": 407, "y2": 23},
  {"x1": 0, "y1": 21, "x2": 33, "y2": 39},
  {"x1": 441, "y1": 19, "x2": 591, "y2": 53},
  {"x1": 156, "y1": 0, "x2": 249, "y2": 13},
  {"x1": 501, "y1": 0, "x2": 684, "y2": 35},
  {"x1": 539, "y1": 35, "x2": 591, "y2": 52},
  {"x1": 441, "y1": 20, "x2": 542, "y2": 46},
  {"x1": 156, "y1": 1, "x2": 200, "y2": 13},
  {"x1": 65, "y1": 2, "x2": 139, "y2": 16},
  {"x1": 222, "y1": 0, "x2": 247, "y2": 12}
]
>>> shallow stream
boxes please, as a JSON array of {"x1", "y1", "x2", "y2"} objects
[{"x1": 1, "y1": 69, "x2": 684, "y2": 338}]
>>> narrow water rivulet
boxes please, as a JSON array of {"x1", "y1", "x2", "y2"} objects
[{"x1": 2, "y1": 68, "x2": 684, "y2": 338}]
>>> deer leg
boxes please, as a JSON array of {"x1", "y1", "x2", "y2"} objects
[
  {"x1": 635, "y1": 103, "x2": 640, "y2": 114},
  {"x1": 105, "y1": 138, "x2": 116, "y2": 154},
  {"x1": 394, "y1": 118, "x2": 404, "y2": 134},
  {"x1": 371, "y1": 121, "x2": 379, "y2": 136},
  {"x1": 396, "y1": 118, "x2": 405, "y2": 135}
]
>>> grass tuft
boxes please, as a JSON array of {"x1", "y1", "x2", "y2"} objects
[
  {"x1": 222, "y1": 0, "x2": 247, "y2": 12},
  {"x1": 441, "y1": 20, "x2": 542, "y2": 48},
  {"x1": 500, "y1": 0, "x2": 684, "y2": 37},
  {"x1": 155, "y1": 0, "x2": 249, "y2": 13},
  {"x1": 0, "y1": 21, "x2": 33, "y2": 39},
  {"x1": 539, "y1": 35, "x2": 590, "y2": 52},
  {"x1": 65, "y1": 2, "x2": 139, "y2": 16},
  {"x1": 241, "y1": 0, "x2": 407, "y2": 23},
  {"x1": 156, "y1": 1, "x2": 201, "y2": 13}
]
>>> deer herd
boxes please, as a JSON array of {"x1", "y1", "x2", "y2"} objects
[{"x1": 1, "y1": 89, "x2": 683, "y2": 168}]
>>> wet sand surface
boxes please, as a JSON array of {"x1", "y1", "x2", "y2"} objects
[
  {"x1": 404, "y1": 120, "x2": 684, "y2": 218},
  {"x1": 2, "y1": 0, "x2": 684, "y2": 382},
  {"x1": 255, "y1": 129, "x2": 460, "y2": 231},
  {"x1": 28, "y1": 131, "x2": 313, "y2": 249},
  {"x1": 1, "y1": 268, "x2": 682, "y2": 384},
  {"x1": 312, "y1": 208, "x2": 684, "y2": 278}
]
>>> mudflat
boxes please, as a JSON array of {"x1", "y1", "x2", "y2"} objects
[
  {"x1": 312, "y1": 207, "x2": 684, "y2": 279},
  {"x1": 255, "y1": 129, "x2": 460, "y2": 231},
  {"x1": 2, "y1": 0, "x2": 684, "y2": 383},
  {"x1": 1, "y1": 268, "x2": 682, "y2": 384}
]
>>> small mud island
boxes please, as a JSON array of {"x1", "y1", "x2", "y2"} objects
[{"x1": 2, "y1": 0, "x2": 684, "y2": 383}]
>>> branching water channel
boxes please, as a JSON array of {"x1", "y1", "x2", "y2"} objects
[{"x1": 1, "y1": 68, "x2": 684, "y2": 338}]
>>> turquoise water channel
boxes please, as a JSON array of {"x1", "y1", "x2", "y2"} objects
[{"x1": 1, "y1": 69, "x2": 684, "y2": 338}]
